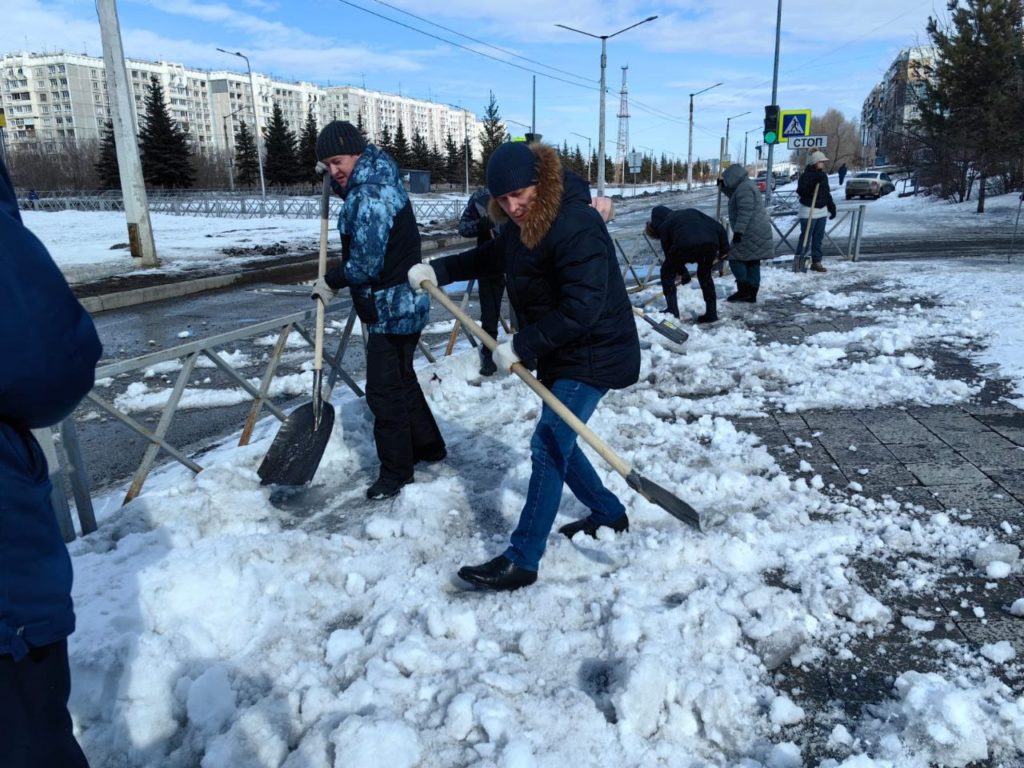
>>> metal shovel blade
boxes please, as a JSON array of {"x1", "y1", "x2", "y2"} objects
[
  {"x1": 625, "y1": 470, "x2": 702, "y2": 530},
  {"x1": 257, "y1": 401, "x2": 335, "y2": 486},
  {"x1": 639, "y1": 313, "x2": 689, "y2": 345}
]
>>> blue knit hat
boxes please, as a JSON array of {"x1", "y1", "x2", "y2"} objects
[
  {"x1": 316, "y1": 120, "x2": 367, "y2": 160},
  {"x1": 486, "y1": 142, "x2": 538, "y2": 197}
]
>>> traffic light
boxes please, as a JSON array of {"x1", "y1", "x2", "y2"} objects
[{"x1": 763, "y1": 105, "x2": 780, "y2": 145}]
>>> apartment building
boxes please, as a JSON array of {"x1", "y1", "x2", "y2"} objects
[
  {"x1": 0, "y1": 51, "x2": 479, "y2": 157},
  {"x1": 860, "y1": 46, "x2": 935, "y2": 166}
]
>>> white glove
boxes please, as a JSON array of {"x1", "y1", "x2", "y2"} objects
[
  {"x1": 407, "y1": 262, "x2": 437, "y2": 293},
  {"x1": 492, "y1": 340, "x2": 521, "y2": 374},
  {"x1": 311, "y1": 276, "x2": 337, "y2": 305}
]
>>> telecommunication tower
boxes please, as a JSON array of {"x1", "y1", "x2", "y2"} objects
[{"x1": 614, "y1": 66, "x2": 630, "y2": 186}]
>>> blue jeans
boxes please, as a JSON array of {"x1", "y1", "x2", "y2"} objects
[
  {"x1": 505, "y1": 379, "x2": 626, "y2": 572},
  {"x1": 728, "y1": 259, "x2": 761, "y2": 288},
  {"x1": 796, "y1": 217, "x2": 827, "y2": 263}
]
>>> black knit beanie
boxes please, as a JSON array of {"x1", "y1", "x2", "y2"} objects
[
  {"x1": 486, "y1": 142, "x2": 538, "y2": 197},
  {"x1": 316, "y1": 120, "x2": 367, "y2": 160}
]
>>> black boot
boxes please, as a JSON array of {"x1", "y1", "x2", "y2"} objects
[
  {"x1": 366, "y1": 474, "x2": 413, "y2": 500},
  {"x1": 479, "y1": 348, "x2": 497, "y2": 377},
  {"x1": 726, "y1": 282, "x2": 749, "y2": 302},
  {"x1": 558, "y1": 512, "x2": 630, "y2": 539},
  {"x1": 457, "y1": 555, "x2": 537, "y2": 591},
  {"x1": 739, "y1": 284, "x2": 758, "y2": 303},
  {"x1": 696, "y1": 311, "x2": 718, "y2": 323}
]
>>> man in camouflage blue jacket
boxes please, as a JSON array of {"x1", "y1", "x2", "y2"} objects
[{"x1": 311, "y1": 121, "x2": 445, "y2": 500}]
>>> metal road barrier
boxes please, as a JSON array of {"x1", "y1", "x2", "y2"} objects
[
  {"x1": 43, "y1": 285, "x2": 482, "y2": 541},
  {"x1": 769, "y1": 192, "x2": 868, "y2": 262},
  {"x1": 45, "y1": 302, "x2": 367, "y2": 540}
]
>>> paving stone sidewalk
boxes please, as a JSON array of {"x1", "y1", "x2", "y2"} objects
[{"x1": 726, "y1": 267, "x2": 1024, "y2": 765}]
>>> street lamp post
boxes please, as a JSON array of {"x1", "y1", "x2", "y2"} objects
[
  {"x1": 725, "y1": 111, "x2": 750, "y2": 163},
  {"x1": 571, "y1": 132, "x2": 592, "y2": 183},
  {"x1": 687, "y1": 82, "x2": 722, "y2": 192},
  {"x1": 222, "y1": 105, "x2": 246, "y2": 191},
  {"x1": 216, "y1": 47, "x2": 266, "y2": 198},
  {"x1": 556, "y1": 15, "x2": 658, "y2": 197},
  {"x1": 743, "y1": 127, "x2": 758, "y2": 168}
]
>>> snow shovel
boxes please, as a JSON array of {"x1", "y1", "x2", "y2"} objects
[
  {"x1": 632, "y1": 307, "x2": 689, "y2": 345},
  {"x1": 793, "y1": 182, "x2": 819, "y2": 273},
  {"x1": 419, "y1": 279, "x2": 702, "y2": 530},
  {"x1": 257, "y1": 165, "x2": 336, "y2": 486}
]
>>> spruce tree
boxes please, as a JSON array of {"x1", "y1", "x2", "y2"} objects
[
  {"x1": 138, "y1": 76, "x2": 194, "y2": 189},
  {"x1": 410, "y1": 127, "x2": 430, "y2": 170},
  {"x1": 234, "y1": 119, "x2": 259, "y2": 189},
  {"x1": 263, "y1": 102, "x2": 299, "y2": 187},
  {"x1": 393, "y1": 121, "x2": 411, "y2": 168},
  {"x1": 95, "y1": 119, "x2": 121, "y2": 190},
  {"x1": 378, "y1": 124, "x2": 395, "y2": 159},
  {"x1": 297, "y1": 107, "x2": 319, "y2": 187},
  {"x1": 478, "y1": 93, "x2": 508, "y2": 185},
  {"x1": 917, "y1": 0, "x2": 1024, "y2": 208},
  {"x1": 443, "y1": 131, "x2": 461, "y2": 186}
]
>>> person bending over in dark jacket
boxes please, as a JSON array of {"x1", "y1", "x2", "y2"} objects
[
  {"x1": 645, "y1": 205, "x2": 729, "y2": 323},
  {"x1": 310, "y1": 120, "x2": 446, "y2": 500},
  {"x1": 408, "y1": 141, "x2": 641, "y2": 591},
  {"x1": 457, "y1": 187, "x2": 505, "y2": 376},
  {"x1": 1, "y1": 155, "x2": 101, "y2": 768}
]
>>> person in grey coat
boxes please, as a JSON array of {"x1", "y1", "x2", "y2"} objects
[{"x1": 719, "y1": 164, "x2": 774, "y2": 303}]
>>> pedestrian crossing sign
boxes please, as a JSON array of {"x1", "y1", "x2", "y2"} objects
[{"x1": 778, "y1": 110, "x2": 812, "y2": 143}]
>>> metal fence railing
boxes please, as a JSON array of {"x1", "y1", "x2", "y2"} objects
[{"x1": 17, "y1": 191, "x2": 464, "y2": 224}]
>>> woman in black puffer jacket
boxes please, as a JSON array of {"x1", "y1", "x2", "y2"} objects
[{"x1": 410, "y1": 141, "x2": 640, "y2": 591}]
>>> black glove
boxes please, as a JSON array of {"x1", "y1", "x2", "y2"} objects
[
  {"x1": 477, "y1": 216, "x2": 494, "y2": 238},
  {"x1": 732, "y1": 232, "x2": 743, "y2": 245},
  {"x1": 678, "y1": 268, "x2": 692, "y2": 286},
  {"x1": 717, "y1": 178, "x2": 725, "y2": 190},
  {"x1": 827, "y1": 203, "x2": 837, "y2": 220}
]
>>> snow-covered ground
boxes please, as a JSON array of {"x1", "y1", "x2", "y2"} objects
[{"x1": 20, "y1": 193, "x2": 1024, "y2": 767}]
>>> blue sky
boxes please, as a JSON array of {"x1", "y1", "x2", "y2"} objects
[{"x1": 7, "y1": 0, "x2": 943, "y2": 162}]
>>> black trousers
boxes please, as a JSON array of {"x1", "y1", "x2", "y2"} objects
[
  {"x1": 0, "y1": 640, "x2": 90, "y2": 768},
  {"x1": 477, "y1": 274, "x2": 507, "y2": 353},
  {"x1": 365, "y1": 332, "x2": 445, "y2": 482},
  {"x1": 660, "y1": 244, "x2": 718, "y2": 318}
]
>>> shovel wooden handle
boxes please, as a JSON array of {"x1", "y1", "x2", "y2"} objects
[
  {"x1": 315, "y1": 170, "x2": 332, "y2": 374},
  {"x1": 421, "y1": 280, "x2": 632, "y2": 479}
]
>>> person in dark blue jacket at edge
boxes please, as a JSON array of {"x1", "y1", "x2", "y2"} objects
[
  {"x1": 408, "y1": 142, "x2": 640, "y2": 591},
  {"x1": 0, "y1": 156, "x2": 101, "y2": 767},
  {"x1": 309, "y1": 121, "x2": 446, "y2": 501},
  {"x1": 458, "y1": 187, "x2": 505, "y2": 376}
]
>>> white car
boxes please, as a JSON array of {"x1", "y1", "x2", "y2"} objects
[{"x1": 845, "y1": 171, "x2": 895, "y2": 200}]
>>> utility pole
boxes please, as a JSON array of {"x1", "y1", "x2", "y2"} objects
[
  {"x1": 764, "y1": 0, "x2": 783, "y2": 209},
  {"x1": 217, "y1": 48, "x2": 266, "y2": 198},
  {"x1": 687, "y1": 82, "x2": 722, "y2": 192},
  {"x1": 95, "y1": 0, "x2": 158, "y2": 266}
]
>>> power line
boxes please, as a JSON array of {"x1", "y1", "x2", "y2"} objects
[
  {"x1": 367, "y1": 0, "x2": 594, "y2": 84},
  {"x1": 332, "y1": 0, "x2": 598, "y2": 90}
]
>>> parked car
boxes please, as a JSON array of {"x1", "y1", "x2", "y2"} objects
[
  {"x1": 755, "y1": 171, "x2": 775, "y2": 193},
  {"x1": 845, "y1": 171, "x2": 895, "y2": 200}
]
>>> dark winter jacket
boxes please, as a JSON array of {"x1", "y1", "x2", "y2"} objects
[
  {"x1": 0, "y1": 157, "x2": 102, "y2": 661},
  {"x1": 649, "y1": 206, "x2": 729, "y2": 261},
  {"x1": 325, "y1": 143, "x2": 429, "y2": 335},
  {"x1": 796, "y1": 164, "x2": 836, "y2": 220},
  {"x1": 721, "y1": 165, "x2": 774, "y2": 262},
  {"x1": 458, "y1": 187, "x2": 497, "y2": 246},
  {"x1": 431, "y1": 144, "x2": 640, "y2": 390}
]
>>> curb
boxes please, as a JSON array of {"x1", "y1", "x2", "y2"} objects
[{"x1": 78, "y1": 235, "x2": 473, "y2": 314}]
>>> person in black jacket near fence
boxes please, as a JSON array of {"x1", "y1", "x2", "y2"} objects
[
  {"x1": 795, "y1": 151, "x2": 837, "y2": 272},
  {"x1": 645, "y1": 205, "x2": 729, "y2": 323},
  {"x1": 457, "y1": 187, "x2": 505, "y2": 376},
  {"x1": 408, "y1": 141, "x2": 640, "y2": 591},
  {"x1": 1, "y1": 155, "x2": 101, "y2": 768}
]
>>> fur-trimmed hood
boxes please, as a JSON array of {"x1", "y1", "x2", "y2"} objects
[{"x1": 487, "y1": 143, "x2": 566, "y2": 250}]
